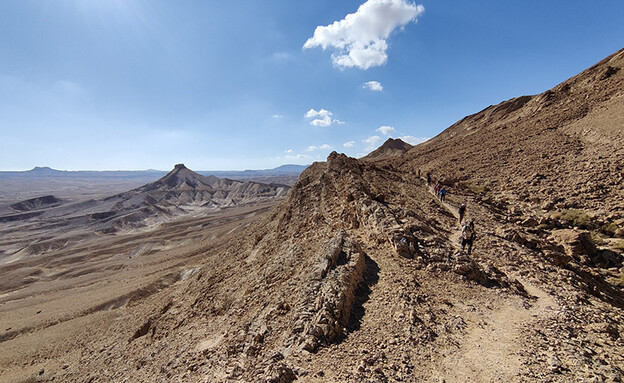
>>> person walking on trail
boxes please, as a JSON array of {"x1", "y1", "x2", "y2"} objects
[
  {"x1": 434, "y1": 182, "x2": 441, "y2": 196},
  {"x1": 426, "y1": 172, "x2": 431, "y2": 186},
  {"x1": 461, "y1": 220, "x2": 476, "y2": 255},
  {"x1": 440, "y1": 188, "x2": 447, "y2": 201},
  {"x1": 458, "y1": 203, "x2": 466, "y2": 224}
]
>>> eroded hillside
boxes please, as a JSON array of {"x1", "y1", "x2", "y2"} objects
[
  {"x1": 401, "y1": 48, "x2": 624, "y2": 213},
  {"x1": 7, "y1": 149, "x2": 620, "y2": 382}
]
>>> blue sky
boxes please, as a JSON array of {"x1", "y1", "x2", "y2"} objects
[{"x1": 1, "y1": 0, "x2": 623, "y2": 171}]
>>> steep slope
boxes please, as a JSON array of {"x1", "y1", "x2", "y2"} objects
[{"x1": 400, "y1": 48, "x2": 624, "y2": 214}]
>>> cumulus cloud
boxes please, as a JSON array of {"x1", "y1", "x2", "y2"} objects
[
  {"x1": 376, "y1": 125, "x2": 395, "y2": 135},
  {"x1": 307, "y1": 144, "x2": 333, "y2": 151},
  {"x1": 399, "y1": 135, "x2": 429, "y2": 145},
  {"x1": 303, "y1": 0, "x2": 424, "y2": 69},
  {"x1": 273, "y1": 113, "x2": 284, "y2": 119},
  {"x1": 343, "y1": 140, "x2": 356, "y2": 148},
  {"x1": 304, "y1": 108, "x2": 344, "y2": 127},
  {"x1": 305, "y1": 108, "x2": 331, "y2": 119},
  {"x1": 362, "y1": 80, "x2": 383, "y2": 91},
  {"x1": 363, "y1": 135, "x2": 382, "y2": 150}
]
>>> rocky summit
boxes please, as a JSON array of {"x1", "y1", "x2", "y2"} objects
[{"x1": 1, "y1": 50, "x2": 624, "y2": 382}]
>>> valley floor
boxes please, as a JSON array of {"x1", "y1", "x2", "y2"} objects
[{"x1": 0, "y1": 202, "x2": 276, "y2": 383}]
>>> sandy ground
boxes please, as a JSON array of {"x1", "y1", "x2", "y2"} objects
[{"x1": 0, "y1": 201, "x2": 276, "y2": 382}]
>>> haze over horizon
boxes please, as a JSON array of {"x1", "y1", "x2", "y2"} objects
[{"x1": 1, "y1": 0, "x2": 623, "y2": 171}]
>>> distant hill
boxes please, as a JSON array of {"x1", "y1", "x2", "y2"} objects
[
  {"x1": 198, "y1": 164, "x2": 307, "y2": 185},
  {"x1": 0, "y1": 164, "x2": 290, "y2": 232},
  {"x1": 126, "y1": 163, "x2": 290, "y2": 209},
  {"x1": 362, "y1": 138, "x2": 413, "y2": 161},
  {"x1": 0, "y1": 167, "x2": 165, "y2": 179},
  {"x1": 0, "y1": 164, "x2": 307, "y2": 187},
  {"x1": 0, "y1": 164, "x2": 306, "y2": 201},
  {"x1": 0, "y1": 164, "x2": 307, "y2": 179}
]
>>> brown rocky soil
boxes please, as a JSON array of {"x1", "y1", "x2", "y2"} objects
[{"x1": 1, "y1": 49, "x2": 624, "y2": 382}]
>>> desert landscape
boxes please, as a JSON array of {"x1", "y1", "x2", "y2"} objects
[{"x1": 1, "y1": 47, "x2": 623, "y2": 382}]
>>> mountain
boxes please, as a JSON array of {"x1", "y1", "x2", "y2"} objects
[
  {"x1": 362, "y1": 138, "x2": 413, "y2": 160},
  {"x1": 0, "y1": 164, "x2": 290, "y2": 238},
  {"x1": 272, "y1": 164, "x2": 309, "y2": 173},
  {"x1": 3, "y1": 51, "x2": 624, "y2": 382},
  {"x1": 89, "y1": 48, "x2": 621, "y2": 382},
  {"x1": 116, "y1": 163, "x2": 290, "y2": 212}
]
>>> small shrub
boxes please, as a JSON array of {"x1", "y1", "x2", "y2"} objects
[
  {"x1": 460, "y1": 181, "x2": 488, "y2": 195},
  {"x1": 559, "y1": 209, "x2": 591, "y2": 228},
  {"x1": 601, "y1": 222, "x2": 619, "y2": 237}
]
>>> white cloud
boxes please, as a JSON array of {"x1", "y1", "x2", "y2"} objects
[
  {"x1": 376, "y1": 125, "x2": 395, "y2": 135},
  {"x1": 303, "y1": 0, "x2": 425, "y2": 70},
  {"x1": 305, "y1": 108, "x2": 332, "y2": 118},
  {"x1": 304, "y1": 108, "x2": 344, "y2": 127},
  {"x1": 307, "y1": 144, "x2": 333, "y2": 151},
  {"x1": 273, "y1": 113, "x2": 284, "y2": 119},
  {"x1": 362, "y1": 80, "x2": 383, "y2": 91},
  {"x1": 311, "y1": 116, "x2": 332, "y2": 127},
  {"x1": 343, "y1": 140, "x2": 356, "y2": 148},
  {"x1": 399, "y1": 135, "x2": 430, "y2": 145},
  {"x1": 363, "y1": 135, "x2": 382, "y2": 150},
  {"x1": 285, "y1": 149, "x2": 293, "y2": 153}
]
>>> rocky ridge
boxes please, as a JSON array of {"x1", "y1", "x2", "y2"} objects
[{"x1": 47, "y1": 148, "x2": 623, "y2": 382}]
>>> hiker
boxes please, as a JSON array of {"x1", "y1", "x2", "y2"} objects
[
  {"x1": 434, "y1": 182, "x2": 441, "y2": 196},
  {"x1": 418, "y1": 169, "x2": 421, "y2": 178},
  {"x1": 440, "y1": 188, "x2": 447, "y2": 201},
  {"x1": 461, "y1": 220, "x2": 476, "y2": 255},
  {"x1": 426, "y1": 172, "x2": 431, "y2": 186},
  {"x1": 458, "y1": 203, "x2": 466, "y2": 224}
]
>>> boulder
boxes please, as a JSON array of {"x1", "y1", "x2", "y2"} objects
[{"x1": 549, "y1": 229, "x2": 597, "y2": 257}]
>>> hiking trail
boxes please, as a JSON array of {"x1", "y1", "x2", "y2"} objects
[
  {"x1": 419, "y1": 175, "x2": 562, "y2": 382},
  {"x1": 436, "y1": 277, "x2": 560, "y2": 382}
]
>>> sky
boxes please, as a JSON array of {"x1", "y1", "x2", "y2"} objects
[{"x1": 1, "y1": 0, "x2": 623, "y2": 171}]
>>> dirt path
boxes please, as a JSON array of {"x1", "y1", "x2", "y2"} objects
[
  {"x1": 407, "y1": 177, "x2": 545, "y2": 381},
  {"x1": 436, "y1": 277, "x2": 559, "y2": 382},
  {"x1": 422, "y1": 179, "x2": 562, "y2": 382},
  {"x1": 425, "y1": 181, "x2": 463, "y2": 250}
]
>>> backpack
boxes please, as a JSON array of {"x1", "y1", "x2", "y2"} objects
[{"x1": 462, "y1": 223, "x2": 473, "y2": 239}]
